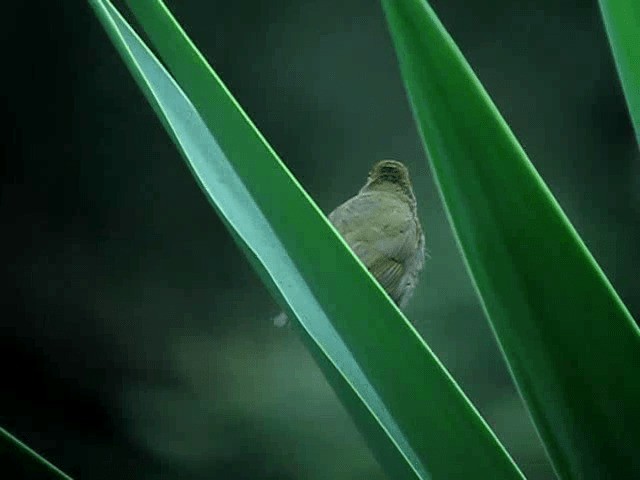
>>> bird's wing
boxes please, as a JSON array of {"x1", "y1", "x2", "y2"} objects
[{"x1": 328, "y1": 192, "x2": 419, "y2": 302}]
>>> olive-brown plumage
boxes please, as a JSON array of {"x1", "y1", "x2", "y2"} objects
[{"x1": 274, "y1": 160, "x2": 425, "y2": 326}]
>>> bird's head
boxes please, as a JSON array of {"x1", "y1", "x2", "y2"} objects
[{"x1": 361, "y1": 160, "x2": 416, "y2": 205}]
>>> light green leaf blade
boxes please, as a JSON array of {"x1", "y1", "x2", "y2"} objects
[
  {"x1": 88, "y1": 0, "x2": 526, "y2": 478},
  {"x1": 381, "y1": 0, "x2": 640, "y2": 479},
  {"x1": 598, "y1": 0, "x2": 640, "y2": 145}
]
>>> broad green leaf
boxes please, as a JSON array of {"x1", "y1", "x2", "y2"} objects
[
  {"x1": 381, "y1": 0, "x2": 640, "y2": 479},
  {"x1": 88, "y1": 1, "x2": 526, "y2": 478},
  {"x1": 0, "y1": 426, "x2": 73, "y2": 479},
  {"x1": 598, "y1": 0, "x2": 640, "y2": 145}
]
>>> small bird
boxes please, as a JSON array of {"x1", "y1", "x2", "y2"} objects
[{"x1": 274, "y1": 159, "x2": 425, "y2": 327}]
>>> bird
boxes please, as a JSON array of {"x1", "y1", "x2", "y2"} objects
[{"x1": 274, "y1": 159, "x2": 425, "y2": 327}]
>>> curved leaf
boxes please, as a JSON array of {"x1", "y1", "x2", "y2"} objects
[
  {"x1": 88, "y1": 0, "x2": 526, "y2": 478},
  {"x1": 381, "y1": 0, "x2": 640, "y2": 479}
]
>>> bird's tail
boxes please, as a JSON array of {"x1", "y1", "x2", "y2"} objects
[{"x1": 272, "y1": 311, "x2": 289, "y2": 327}]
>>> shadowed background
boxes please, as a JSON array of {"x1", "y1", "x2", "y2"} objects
[{"x1": 1, "y1": 0, "x2": 638, "y2": 479}]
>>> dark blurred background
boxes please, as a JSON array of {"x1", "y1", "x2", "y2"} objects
[{"x1": 1, "y1": 0, "x2": 638, "y2": 479}]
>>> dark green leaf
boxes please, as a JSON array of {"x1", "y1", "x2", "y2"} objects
[
  {"x1": 382, "y1": 0, "x2": 640, "y2": 478},
  {"x1": 0, "y1": 427, "x2": 73, "y2": 479},
  {"x1": 88, "y1": 0, "x2": 526, "y2": 478},
  {"x1": 598, "y1": 0, "x2": 640, "y2": 145}
]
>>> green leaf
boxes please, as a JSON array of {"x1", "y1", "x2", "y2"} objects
[
  {"x1": 598, "y1": 0, "x2": 640, "y2": 145},
  {"x1": 88, "y1": 0, "x2": 526, "y2": 478},
  {"x1": 0, "y1": 427, "x2": 73, "y2": 479},
  {"x1": 381, "y1": 0, "x2": 640, "y2": 479}
]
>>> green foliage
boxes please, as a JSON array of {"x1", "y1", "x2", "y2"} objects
[
  {"x1": 6, "y1": 0, "x2": 639, "y2": 478},
  {"x1": 598, "y1": 0, "x2": 640, "y2": 144},
  {"x1": 382, "y1": 0, "x2": 640, "y2": 478},
  {"x1": 85, "y1": 0, "x2": 525, "y2": 479}
]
